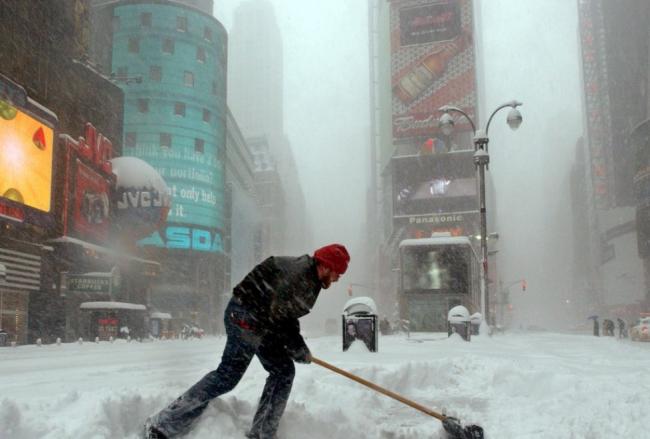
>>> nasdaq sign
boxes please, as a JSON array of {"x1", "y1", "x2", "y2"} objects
[{"x1": 138, "y1": 226, "x2": 224, "y2": 253}]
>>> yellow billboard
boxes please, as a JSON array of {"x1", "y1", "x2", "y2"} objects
[{"x1": 0, "y1": 99, "x2": 54, "y2": 212}]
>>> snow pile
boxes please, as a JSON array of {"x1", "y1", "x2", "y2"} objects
[{"x1": 0, "y1": 332, "x2": 649, "y2": 438}]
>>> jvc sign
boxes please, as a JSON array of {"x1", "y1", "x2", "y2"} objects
[
  {"x1": 139, "y1": 226, "x2": 224, "y2": 253},
  {"x1": 117, "y1": 190, "x2": 166, "y2": 209}
]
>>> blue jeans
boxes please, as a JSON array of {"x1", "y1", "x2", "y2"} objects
[{"x1": 151, "y1": 298, "x2": 295, "y2": 438}]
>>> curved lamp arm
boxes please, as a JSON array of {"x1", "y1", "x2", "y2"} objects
[
  {"x1": 485, "y1": 100, "x2": 523, "y2": 136},
  {"x1": 438, "y1": 105, "x2": 476, "y2": 133}
]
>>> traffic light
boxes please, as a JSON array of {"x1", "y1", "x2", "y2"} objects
[{"x1": 521, "y1": 279, "x2": 527, "y2": 292}]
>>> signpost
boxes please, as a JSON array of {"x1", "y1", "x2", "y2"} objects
[{"x1": 64, "y1": 267, "x2": 121, "y2": 298}]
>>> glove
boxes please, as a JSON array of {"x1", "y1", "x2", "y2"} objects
[{"x1": 287, "y1": 345, "x2": 312, "y2": 364}]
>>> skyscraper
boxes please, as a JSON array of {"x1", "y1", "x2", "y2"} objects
[
  {"x1": 90, "y1": 0, "x2": 229, "y2": 332},
  {"x1": 228, "y1": 0, "x2": 309, "y2": 256}
]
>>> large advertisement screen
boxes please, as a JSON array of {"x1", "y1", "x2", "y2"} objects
[
  {"x1": 0, "y1": 100, "x2": 54, "y2": 214},
  {"x1": 392, "y1": 151, "x2": 477, "y2": 216},
  {"x1": 390, "y1": 0, "x2": 477, "y2": 139}
]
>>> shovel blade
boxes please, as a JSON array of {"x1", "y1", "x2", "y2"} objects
[{"x1": 442, "y1": 417, "x2": 484, "y2": 439}]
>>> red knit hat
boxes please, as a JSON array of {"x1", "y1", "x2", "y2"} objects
[{"x1": 313, "y1": 244, "x2": 350, "y2": 275}]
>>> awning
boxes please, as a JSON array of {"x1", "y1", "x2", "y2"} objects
[
  {"x1": 150, "y1": 312, "x2": 172, "y2": 320},
  {"x1": 48, "y1": 236, "x2": 160, "y2": 275},
  {"x1": 80, "y1": 301, "x2": 147, "y2": 311}
]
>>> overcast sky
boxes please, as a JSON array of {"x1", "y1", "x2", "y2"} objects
[{"x1": 214, "y1": 0, "x2": 584, "y2": 327}]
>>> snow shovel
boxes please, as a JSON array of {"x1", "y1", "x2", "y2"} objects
[{"x1": 312, "y1": 356, "x2": 484, "y2": 439}]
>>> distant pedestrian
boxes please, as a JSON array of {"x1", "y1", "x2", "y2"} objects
[
  {"x1": 593, "y1": 318, "x2": 599, "y2": 336},
  {"x1": 617, "y1": 318, "x2": 626, "y2": 338},
  {"x1": 603, "y1": 319, "x2": 615, "y2": 336},
  {"x1": 379, "y1": 316, "x2": 392, "y2": 335}
]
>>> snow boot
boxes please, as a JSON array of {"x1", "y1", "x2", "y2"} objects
[{"x1": 143, "y1": 420, "x2": 169, "y2": 439}]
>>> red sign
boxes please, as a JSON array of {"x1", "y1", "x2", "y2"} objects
[
  {"x1": 73, "y1": 159, "x2": 111, "y2": 241},
  {"x1": 0, "y1": 200, "x2": 25, "y2": 222},
  {"x1": 61, "y1": 123, "x2": 115, "y2": 244}
]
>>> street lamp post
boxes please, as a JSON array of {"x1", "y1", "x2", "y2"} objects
[{"x1": 438, "y1": 101, "x2": 523, "y2": 327}]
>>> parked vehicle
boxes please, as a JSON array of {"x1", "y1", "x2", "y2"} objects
[{"x1": 630, "y1": 317, "x2": 650, "y2": 342}]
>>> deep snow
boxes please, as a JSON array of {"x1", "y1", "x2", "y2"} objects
[{"x1": 1, "y1": 330, "x2": 648, "y2": 439}]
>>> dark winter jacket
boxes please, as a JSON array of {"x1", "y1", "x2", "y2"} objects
[{"x1": 232, "y1": 255, "x2": 322, "y2": 358}]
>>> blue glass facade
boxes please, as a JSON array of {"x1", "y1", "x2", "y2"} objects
[{"x1": 111, "y1": 2, "x2": 227, "y2": 253}]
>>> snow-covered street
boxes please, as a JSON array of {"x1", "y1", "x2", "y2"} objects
[{"x1": 1, "y1": 331, "x2": 648, "y2": 439}]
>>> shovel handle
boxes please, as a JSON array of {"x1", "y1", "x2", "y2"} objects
[{"x1": 311, "y1": 356, "x2": 446, "y2": 421}]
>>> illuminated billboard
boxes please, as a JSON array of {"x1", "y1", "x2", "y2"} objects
[
  {"x1": 60, "y1": 124, "x2": 116, "y2": 245},
  {"x1": 0, "y1": 101, "x2": 54, "y2": 213},
  {"x1": 390, "y1": 0, "x2": 477, "y2": 140},
  {"x1": 392, "y1": 150, "x2": 477, "y2": 216},
  {"x1": 0, "y1": 74, "x2": 57, "y2": 228}
]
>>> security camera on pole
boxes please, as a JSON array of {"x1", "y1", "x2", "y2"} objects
[{"x1": 437, "y1": 101, "x2": 523, "y2": 328}]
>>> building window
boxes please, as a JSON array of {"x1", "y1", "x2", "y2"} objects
[
  {"x1": 160, "y1": 133, "x2": 171, "y2": 149},
  {"x1": 137, "y1": 98, "x2": 149, "y2": 113},
  {"x1": 162, "y1": 38, "x2": 174, "y2": 54},
  {"x1": 174, "y1": 102, "x2": 186, "y2": 117},
  {"x1": 184, "y1": 71, "x2": 194, "y2": 87},
  {"x1": 196, "y1": 47, "x2": 206, "y2": 63},
  {"x1": 204, "y1": 27, "x2": 213, "y2": 42},
  {"x1": 128, "y1": 38, "x2": 140, "y2": 53},
  {"x1": 202, "y1": 109, "x2": 210, "y2": 122},
  {"x1": 195, "y1": 138, "x2": 205, "y2": 154},
  {"x1": 112, "y1": 16, "x2": 120, "y2": 32},
  {"x1": 217, "y1": 146, "x2": 225, "y2": 162},
  {"x1": 212, "y1": 80, "x2": 217, "y2": 95},
  {"x1": 125, "y1": 132, "x2": 136, "y2": 148},
  {"x1": 141, "y1": 12, "x2": 152, "y2": 27},
  {"x1": 150, "y1": 65, "x2": 162, "y2": 82},
  {"x1": 176, "y1": 16, "x2": 187, "y2": 32}
]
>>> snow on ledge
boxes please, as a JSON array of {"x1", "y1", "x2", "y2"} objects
[
  {"x1": 80, "y1": 301, "x2": 147, "y2": 311},
  {"x1": 150, "y1": 312, "x2": 172, "y2": 320},
  {"x1": 399, "y1": 236, "x2": 473, "y2": 248}
]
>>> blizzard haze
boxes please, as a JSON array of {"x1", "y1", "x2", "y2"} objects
[
  {"x1": 215, "y1": 0, "x2": 371, "y2": 327},
  {"x1": 217, "y1": 0, "x2": 584, "y2": 330},
  {"x1": 476, "y1": 0, "x2": 584, "y2": 329}
]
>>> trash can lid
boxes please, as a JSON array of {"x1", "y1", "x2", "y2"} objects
[
  {"x1": 448, "y1": 305, "x2": 470, "y2": 322},
  {"x1": 470, "y1": 312, "x2": 482, "y2": 323},
  {"x1": 343, "y1": 296, "x2": 377, "y2": 316}
]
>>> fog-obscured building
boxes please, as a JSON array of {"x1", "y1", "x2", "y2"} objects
[
  {"x1": 224, "y1": 108, "x2": 264, "y2": 293},
  {"x1": 576, "y1": 0, "x2": 650, "y2": 315},
  {"x1": 228, "y1": 0, "x2": 309, "y2": 255}
]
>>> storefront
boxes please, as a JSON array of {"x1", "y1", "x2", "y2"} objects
[
  {"x1": 46, "y1": 235, "x2": 160, "y2": 342},
  {"x1": 0, "y1": 241, "x2": 46, "y2": 344},
  {"x1": 79, "y1": 301, "x2": 147, "y2": 341}
]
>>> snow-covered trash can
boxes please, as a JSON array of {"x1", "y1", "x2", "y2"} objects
[
  {"x1": 342, "y1": 297, "x2": 378, "y2": 352},
  {"x1": 470, "y1": 312, "x2": 482, "y2": 335},
  {"x1": 448, "y1": 305, "x2": 471, "y2": 341}
]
